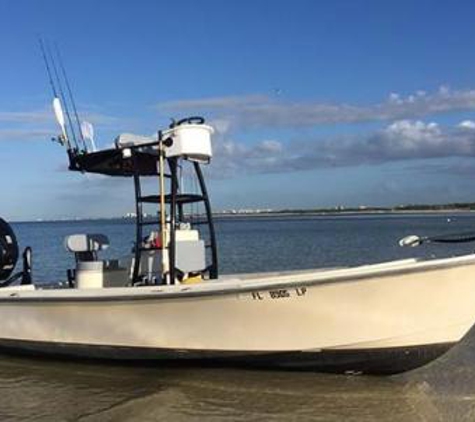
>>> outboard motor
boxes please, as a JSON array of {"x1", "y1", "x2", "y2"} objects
[{"x1": 0, "y1": 218, "x2": 19, "y2": 281}]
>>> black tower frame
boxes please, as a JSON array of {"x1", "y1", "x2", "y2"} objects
[{"x1": 67, "y1": 134, "x2": 218, "y2": 285}]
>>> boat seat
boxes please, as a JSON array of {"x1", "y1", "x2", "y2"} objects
[
  {"x1": 64, "y1": 234, "x2": 109, "y2": 262},
  {"x1": 115, "y1": 133, "x2": 156, "y2": 150}
]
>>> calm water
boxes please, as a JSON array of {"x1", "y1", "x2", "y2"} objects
[{"x1": 3, "y1": 213, "x2": 475, "y2": 421}]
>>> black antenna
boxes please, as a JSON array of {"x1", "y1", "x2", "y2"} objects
[
  {"x1": 45, "y1": 40, "x2": 79, "y2": 151},
  {"x1": 54, "y1": 44, "x2": 87, "y2": 151}
]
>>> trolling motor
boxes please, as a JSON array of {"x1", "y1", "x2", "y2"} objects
[{"x1": 0, "y1": 218, "x2": 32, "y2": 287}]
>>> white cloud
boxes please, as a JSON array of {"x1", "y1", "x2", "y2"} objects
[
  {"x1": 0, "y1": 110, "x2": 52, "y2": 124},
  {"x1": 207, "y1": 119, "x2": 475, "y2": 177},
  {"x1": 157, "y1": 86, "x2": 475, "y2": 128},
  {"x1": 0, "y1": 104, "x2": 121, "y2": 146},
  {"x1": 257, "y1": 140, "x2": 283, "y2": 154},
  {"x1": 161, "y1": 87, "x2": 475, "y2": 179},
  {"x1": 458, "y1": 120, "x2": 475, "y2": 129},
  {"x1": 0, "y1": 129, "x2": 53, "y2": 142},
  {"x1": 382, "y1": 120, "x2": 443, "y2": 154},
  {"x1": 388, "y1": 93, "x2": 402, "y2": 104}
]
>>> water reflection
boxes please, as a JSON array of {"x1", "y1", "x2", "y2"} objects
[{"x1": 0, "y1": 337, "x2": 474, "y2": 421}]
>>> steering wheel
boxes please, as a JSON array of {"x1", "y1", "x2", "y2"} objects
[{"x1": 176, "y1": 116, "x2": 205, "y2": 126}]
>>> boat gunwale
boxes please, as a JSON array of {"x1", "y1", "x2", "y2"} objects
[
  {"x1": 0, "y1": 254, "x2": 475, "y2": 303},
  {"x1": 0, "y1": 253, "x2": 473, "y2": 303}
]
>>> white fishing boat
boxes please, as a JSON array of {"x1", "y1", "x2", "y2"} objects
[{"x1": 1, "y1": 48, "x2": 475, "y2": 375}]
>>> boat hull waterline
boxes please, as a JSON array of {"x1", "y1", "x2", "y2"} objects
[{"x1": 0, "y1": 254, "x2": 474, "y2": 374}]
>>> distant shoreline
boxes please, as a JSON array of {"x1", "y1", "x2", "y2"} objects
[
  {"x1": 216, "y1": 209, "x2": 474, "y2": 216},
  {"x1": 13, "y1": 205, "x2": 475, "y2": 223}
]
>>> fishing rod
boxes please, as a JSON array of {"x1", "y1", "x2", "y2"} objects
[
  {"x1": 39, "y1": 37, "x2": 70, "y2": 148},
  {"x1": 45, "y1": 39, "x2": 79, "y2": 151},
  {"x1": 399, "y1": 231, "x2": 475, "y2": 247},
  {"x1": 54, "y1": 44, "x2": 88, "y2": 151},
  {"x1": 39, "y1": 38, "x2": 58, "y2": 99}
]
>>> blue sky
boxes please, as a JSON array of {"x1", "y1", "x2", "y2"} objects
[{"x1": 2, "y1": 0, "x2": 475, "y2": 220}]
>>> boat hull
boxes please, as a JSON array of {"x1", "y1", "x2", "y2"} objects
[
  {"x1": 0, "y1": 255, "x2": 474, "y2": 374},
  {"x1": 0, "y1": 338, "x2": 455, "y2": 375}
]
